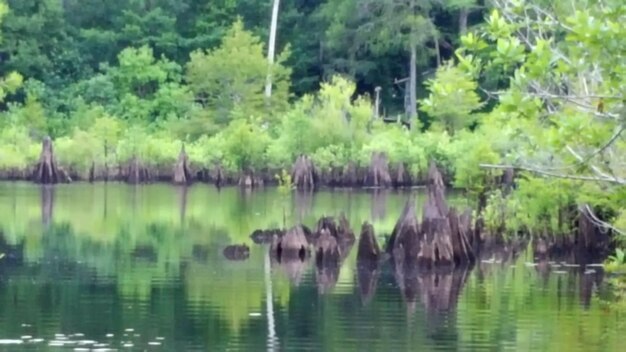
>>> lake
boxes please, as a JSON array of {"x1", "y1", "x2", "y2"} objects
[{"x1": 0, "y1": 182, "x2": 623, "y2": 351}]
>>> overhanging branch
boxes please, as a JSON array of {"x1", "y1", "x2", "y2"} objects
[{"x1": 479, "y1": 163, "x2": 625, "y2": 185}]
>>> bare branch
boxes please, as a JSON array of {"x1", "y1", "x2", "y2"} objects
[
  {"x1": 582, "y1": 204, "x2": 626, "y2": 236},
  {"x1": 479, "y1": 163, "x2": 625, "y2": 185}
]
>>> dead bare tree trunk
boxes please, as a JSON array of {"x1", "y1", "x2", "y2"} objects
[
  {"x1": 265, "y1": 0, "x2": 281, "y2": 98},
  {"x1": 409, "y1": 41, "x2": 417, "y2": 124}
]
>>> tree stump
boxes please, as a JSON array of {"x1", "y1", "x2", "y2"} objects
[
  {"x1": 223, "y1": 244, "x2": 250, "y2": 261},
  {"x1": 393, "y1": 162, "x2": 411, "y2": 187},
  {"x1": 315, "y1": 228, "x2": 340, "y2": 265},
  {"x1": 577, "y1": 205, "x2": 609, "y2": 253},
  {"x1": 357, "y1": 222, "x2": 381, "y2": 262},
  {"x1": 33, "y1": 136, "x2": 70, "y2": 184},
  {"x1": 388, "y1": 162, "x2": 475, "y2": 268},
  {"x1": 364, "y1": 152, "x2": 391, "y2": 187},
  {"x1": 126, "y1": 155, "x2": 150, "y2": 184},
  {"x1": 173, "y1": 145, "x2": 192, "y2": 185},
  {"x1": 270, "y1": 225, "x2": 309, "y2": 260},
  {"x1": 292, "y1": 155, "x2": 316, "y2": 190}
]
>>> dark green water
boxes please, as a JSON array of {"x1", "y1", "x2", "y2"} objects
[{"x1": 0, "y1": 182, "x2": 623, "y2": 351}]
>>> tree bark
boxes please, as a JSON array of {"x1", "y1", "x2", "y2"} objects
[
  {"x1": 459, "y1": 7, "x2": 469, "y2": 35},
  {"x1": 409, "y1": 41, "x2": 417, "y2": 123},
  {"x1": 408, "y1": 0, "x2": 418, "y2": 124},
  {"x1": 265, "y1": 0, "x2": 281, "y2": 98}
]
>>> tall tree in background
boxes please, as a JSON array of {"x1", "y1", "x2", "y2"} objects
[
  {"x1": 322, "y1": 0, "x2": 437, "y2": 121},
  {"x1": 265, "y1": 0, "x2": 280, "y2": 98}
]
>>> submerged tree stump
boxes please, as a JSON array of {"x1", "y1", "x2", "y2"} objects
[
  {"x1": 292, "y1": 155, "x2": 317, "y2": 190},
  {"x1": 33, "y1": 136, "x2": 70, "y2": 184},
  {"x1": 223, "y1": 244, "x2": 250, "y2": 261},
  {"x1": 364, "y1": 152, "x2": 391, "y2": 188},
  {"x1": 388, "y1": 163, "x2": 475, "y2": 268},
  {"x1": 271, "y1": 225, "x2": 309, "y2": 260},
  {"x1": 173, "y1": 145, "x2": 192, "y2": 185},
  {"x1": 315, "y1": 228, "x2": 340, "y2": 264}
]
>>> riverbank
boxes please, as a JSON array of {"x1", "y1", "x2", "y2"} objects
[{"x1": 3, "y1": 139, "x2": 453, "y2": 188}]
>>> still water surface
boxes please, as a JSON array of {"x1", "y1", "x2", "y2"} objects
[{"x1": 0, "y1": 182, "x2": 623, "y2": 351}]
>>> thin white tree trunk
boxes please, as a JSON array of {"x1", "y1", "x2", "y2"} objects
[
  {"x1": 409, "y1": 42, "x2": 417, "y2": 122},
  {"x1": 265, "y1": 0, "x2": 281, "y2": 98},
  {"x1": 408, "y1": 0, "x2": 417, "y2": 124}
]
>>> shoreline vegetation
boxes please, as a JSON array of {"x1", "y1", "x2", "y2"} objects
[{"x1": 0, "y1": 0, "x2": 623, "y2": 264}]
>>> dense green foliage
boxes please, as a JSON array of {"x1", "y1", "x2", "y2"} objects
[{"x1": 0, "y1": 0, "x2": 623, "y2": 241}]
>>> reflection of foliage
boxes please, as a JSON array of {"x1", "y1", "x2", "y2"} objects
[
  {"x1": 458, "y1": 253, "x2": 624, "y2": 351},
  {"x1": 0, "y1": 183, "x2": 421, "y2": 337}
]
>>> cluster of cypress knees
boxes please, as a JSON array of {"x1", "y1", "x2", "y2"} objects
[{"x1": 240, "y1": 163, "x2": 477, "y2": 270}]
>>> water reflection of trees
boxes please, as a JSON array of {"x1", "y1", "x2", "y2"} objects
[{"x1": 0, "y1": 184, "x2": 622, "y2": 351}]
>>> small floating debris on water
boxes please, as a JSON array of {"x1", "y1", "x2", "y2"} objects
[
  {"x1": 124, "y1": 329, "x2": 134, "y2": 332},
  {"x1": 586, "y1": 263, "x2": 605, "y2": 268},
  {"x1": 0, "y1": 340, "x2": 24, "y2": 345},
  {"x1": 30, "y1": 338, "x2": 44, "y2": 343},
  {"x1": 585, "y1": 269, "x2": 597, "y2": 275},
  {"x1": 106, "y1": 334, "x2": 114, "y2": 338},
  {"x1": 77, "y1": 340, "x2": 97, "y2": 345},
  {"x1": 123, "y1": 343, "x2": 134, "y2": 348},
  {"x1": 49, "y1": 341, "x2": 68, "y2": 347},
  {"x1": 74, "y1": 348, "x2": 90, "y2": 352},
  {"x1": 148, "y1": 342, "x2": 162, "y2": 346},
  {"x1": 73, "y1": 333, "x2": 85, "y2": 337},
  {"x1": 524, "y1": 262, "x2": 538, "y2": 267},
  {"x1": 249, "y1": 312, "x2": 262, "y2": 317},
  {"x1": 553, "y1": 270, "x2": 568, "y2": 275},
  {"x1": 21, "y1": 335, "x2": 32, "y2": 340},
  {"x1": 21, "y1": 324, "x2": 32, "y2": 327}
]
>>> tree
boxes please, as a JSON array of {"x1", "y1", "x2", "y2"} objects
[
  {"x1": 420, "y1": 62, "x2": 483, "y2": 133},
  {"x1": 457, "y1": 0, "x2": 626, "y2": 234},
  {"x1": 265, "y1": 0, "x2": 281, "y2": 98},
  {"x1": 0, "y1": 1, "x2": 22, "y2": 101},
  {"x1": 186, "y1": 20, "x2": 291, "y2": 126},
  {"x1": 322, "y1": 0, "x2": 437, "y2": 122}
]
